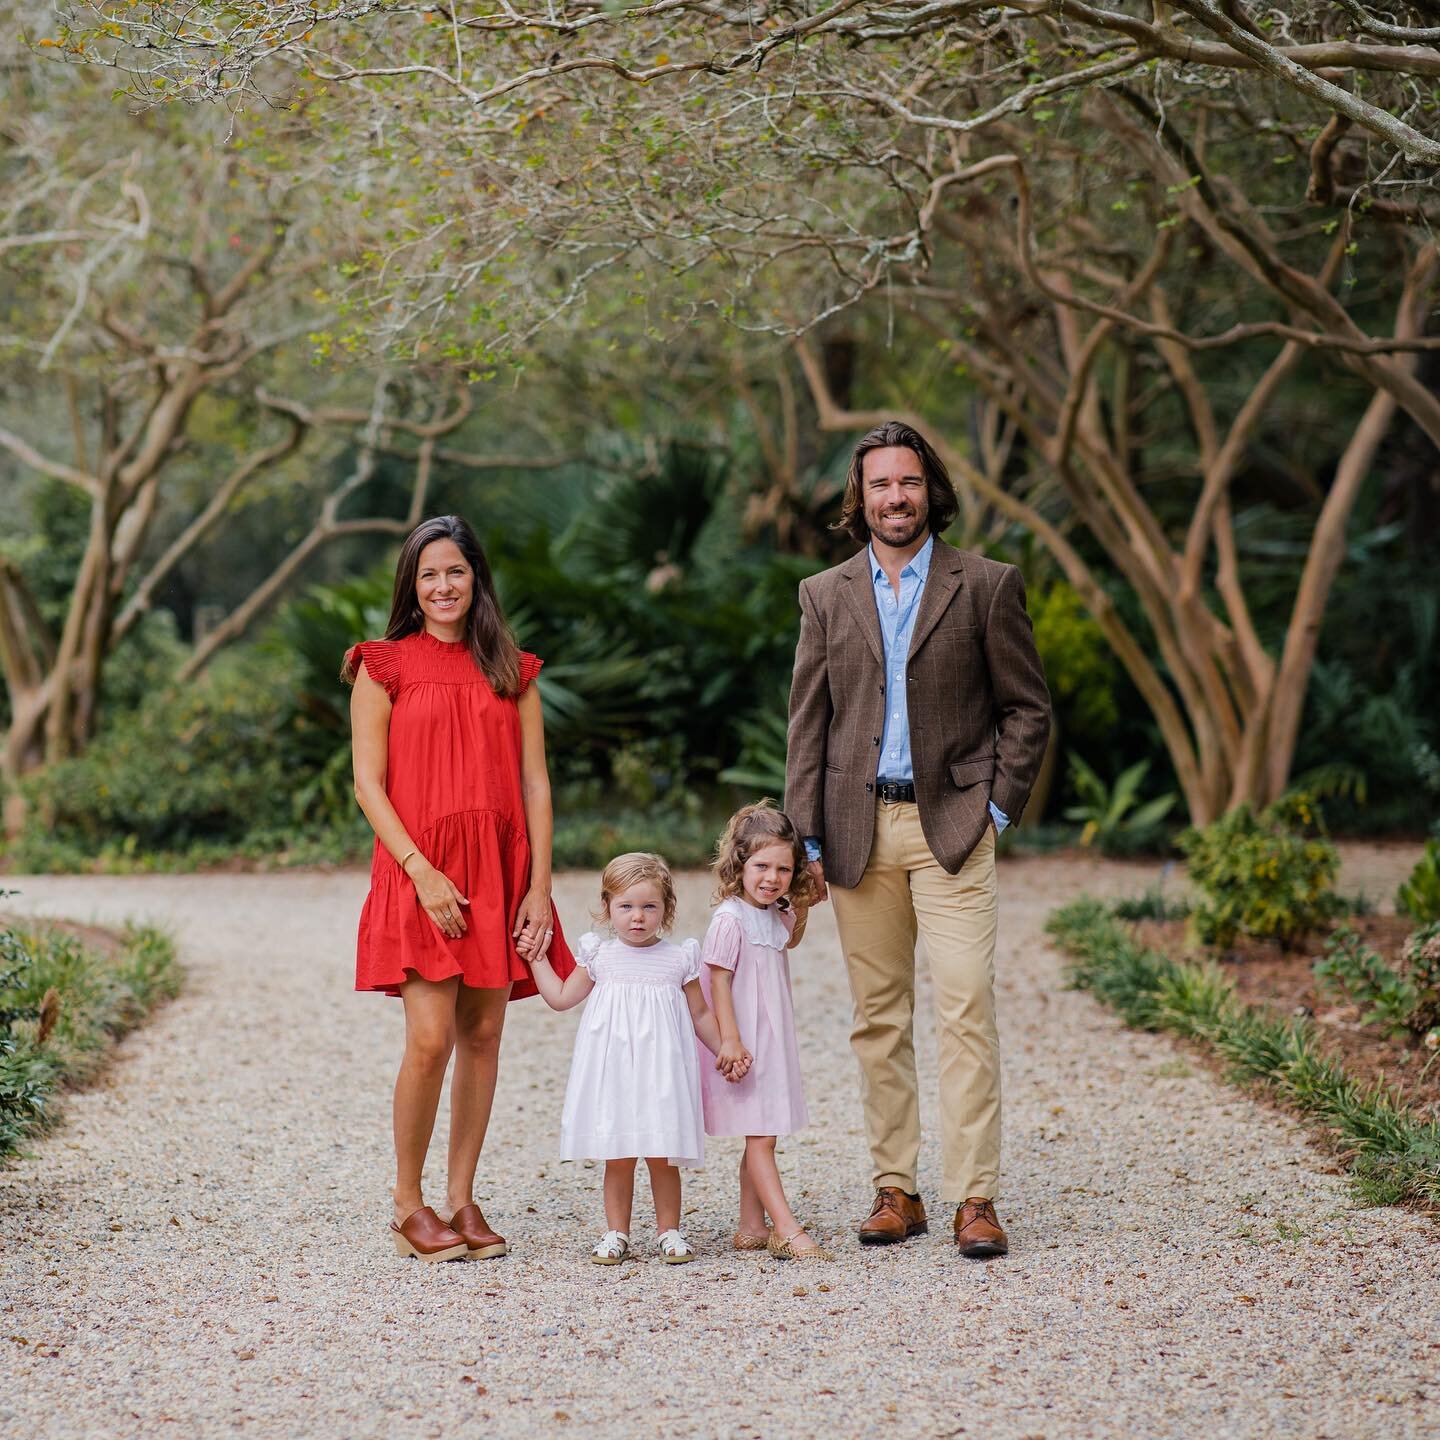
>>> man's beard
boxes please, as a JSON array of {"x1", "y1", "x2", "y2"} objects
[{"x1": 868, "y1": 507, "x2": 928, "y2": 548}]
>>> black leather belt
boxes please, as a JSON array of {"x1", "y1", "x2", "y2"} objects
[{"x1": 876, "y1": 780, "x2": 916, "y2": 803}]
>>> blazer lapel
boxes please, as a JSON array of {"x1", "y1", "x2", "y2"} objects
[
  {"x1": 907, "y1": 543, "x2": 965, "y2": 660},
  {"x1": 838, "y1": 549, "x2": 884, "y2": 668}
]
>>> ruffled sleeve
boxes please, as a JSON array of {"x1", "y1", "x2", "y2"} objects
[
  {"x1": 346, "y1": 639, "x2": 401, "y2": 701},
  {"x1": 577, "y1": 931, "x2": 603, "y2": 980},
  {"x1": 518, "y1": 651, "x2": 544, "y2": 696},
  {"x1": 700, "y1": 909, "x2": 742, "y2": 973},
  {"x1": 679, "y1": 937, "x2": 703, "y2": 985}
]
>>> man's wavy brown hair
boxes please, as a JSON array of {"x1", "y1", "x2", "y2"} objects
[
  {"x1": 593, "y1": 852, "x2": 678, "y2": 933},
  {"x1": 711, "y1": 800, "x2": 821, "y2": 910},
  {"x1": 833, "y1": 419, "x2": 959, "y2": 546}
]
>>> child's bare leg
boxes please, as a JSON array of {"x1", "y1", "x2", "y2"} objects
[
  {"x1": 737, "y1": 1151, "x2": 768, "y2": 1235},
  {"x1": 743, "y1": 1136, "x2": 814, "y2": 1245},
  {"x1": 603, "y1": 1159, "x2": 638, "y2": 1233},
  {"x1": 645, "y1": 1158, "x2": 682, "y2": 1232}
]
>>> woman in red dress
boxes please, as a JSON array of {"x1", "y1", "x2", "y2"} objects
[{"x1": 344, "y1": 514, "x2": 574, "y2": 1262}]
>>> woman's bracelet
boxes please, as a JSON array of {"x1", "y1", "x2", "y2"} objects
[{"x1": 399, "y1": 848, "x2": 419, "y2": 873}]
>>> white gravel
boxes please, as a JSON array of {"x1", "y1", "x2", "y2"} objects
[{"x1": 0, "y1": 843, "x2": 1434, "y2": 1440}]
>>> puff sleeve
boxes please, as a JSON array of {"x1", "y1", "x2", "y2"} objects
[
  {"x1": 700, "y1": 909, "x2": 742, "y2": 973},
  {"x1": 577, "y1": 931, "x2": 603, "y2": 980},
  {"x1": 680, "y1": 937, "x2": 703, "y2": 985},
  {"x1": 518, "y1": 651, "x2": 544, "y2": 696},
  {"x1": 346, "y1": 640, "x2": 401, "y2": 701}
]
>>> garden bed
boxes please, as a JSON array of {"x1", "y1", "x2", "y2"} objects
[
  {"x1": 1132, "y1": 913, "x2": 1439, "y2": 1117},
  {"x1": 0, "y1": 905, "x2": 180, "y2": 1159},
  {"x1": 1047, "y1": 897, "x2": 1440, "y2": 1210}
]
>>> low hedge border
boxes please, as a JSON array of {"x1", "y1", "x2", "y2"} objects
[
  {"x1": 1046, "y1": 897, "x2": 1440, "y2": 1210},
  {"x1": 1, "y1": 912, "x2": 180, "y2": 1159}
]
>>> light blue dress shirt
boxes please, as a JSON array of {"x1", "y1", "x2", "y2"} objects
[{"x1": 803, "y1": 536, "x2": 1008, "y2": 865}]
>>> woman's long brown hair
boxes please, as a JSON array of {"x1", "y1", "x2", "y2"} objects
[{"x1": 341, "y1": 514, "x2": 521, "y2": 697}]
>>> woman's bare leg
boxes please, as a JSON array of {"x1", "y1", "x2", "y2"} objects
[
  {"x1": 737, "y1": 1151, "x2": 768, "y2": 1236},
  {"x1": 645, "y1": 1158, "x2": 682, "y2": 1233},
  {"x1": 603, "y1": 1159, "x2": 638, "y2": 1234},
  {"x1": 445, "y1": 983, "x2": 512, "y2": 1215},
  {"x1": 393, "y1": 975, "x2": 459, "y2": 1226}
]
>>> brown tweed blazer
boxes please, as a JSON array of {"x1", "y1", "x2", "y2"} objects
[{"x1": 784, "y1": 540, "x2": 1051, "y2": 890}]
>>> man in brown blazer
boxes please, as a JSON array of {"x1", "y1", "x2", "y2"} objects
[{"x1": 785, "y1": 420, "x2": 1050, "y2": 1257}]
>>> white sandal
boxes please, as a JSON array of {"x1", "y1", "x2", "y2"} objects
[
  {"x1": 657, "y1": 1228, "x2": 695, "y2": 1264},
  {"x1": 591, "y1": 1229, "x2": 630, "y2": 1265}
]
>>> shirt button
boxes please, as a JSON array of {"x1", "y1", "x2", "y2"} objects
[{"x1": 892, "y1": 712, "x2": 899, "y2": 720}]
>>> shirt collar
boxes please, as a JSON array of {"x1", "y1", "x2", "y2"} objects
[{"x1": 869, "y1": 532, "x2": 935, "y2": 585}]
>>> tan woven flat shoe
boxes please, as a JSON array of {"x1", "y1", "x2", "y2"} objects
[
  {"x1": 732, "y1": 1228, "x2": 771, "y2": 1252},
  {"x1": 767, "y1": 1228, "x2": 834, "y2": 1261}
]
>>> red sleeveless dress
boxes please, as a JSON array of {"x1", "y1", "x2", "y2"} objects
[{"x1": 346, "y1": 631, "x2": 575, "y2": 999}]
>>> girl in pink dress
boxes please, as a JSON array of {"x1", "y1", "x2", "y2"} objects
[{"x1": 698, "y1": 800, "x2": 832, "y2": 1261}]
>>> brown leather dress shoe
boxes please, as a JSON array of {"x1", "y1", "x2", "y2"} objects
[
  {"x1": 859, "y1": 1187, "x2": 928, "y2": 1246},
  {"x1": 390, "y1": 1206, "x2": 468, "y2": 1262},
  {"x1": 447, "y1": 1203, "x2": 509, "y2": 1260},
  {"x1": 954, "y1": 1198, "x2": 1008, "y2": 1258}
]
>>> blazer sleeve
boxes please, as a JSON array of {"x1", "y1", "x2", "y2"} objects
[
  {"x1": 784, "y1": 576, "x2": 832, "y2": 841},
  {"x1": 983, "y1": 565, "x2": 1051, "y2": 824}
]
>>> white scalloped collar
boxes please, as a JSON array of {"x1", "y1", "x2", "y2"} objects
[{"x1": 717, "y1": 897, "x2": 789, "y2": 949}]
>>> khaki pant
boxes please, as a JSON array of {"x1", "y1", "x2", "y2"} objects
[{"x1": 830, "y1": 800, "x2": 1000, "y2": 1203}]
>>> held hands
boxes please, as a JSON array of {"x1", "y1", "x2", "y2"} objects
[
  {"x1": 406, "y1": 856, "x2": 470, "y2": 940},
  {"x1": 715, "y1": 1038, "x2": 752, "y2": 1084},
  {"x1": 513, "y1": 887, "x2": 554, "y2": 962},
  {"x1": 806, "y1": 858, "x2": 829, "y2": 904}
]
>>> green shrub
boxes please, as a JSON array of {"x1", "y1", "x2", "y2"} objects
[
  {"x1": 1111, "y1": 887, "x2": 1192, "y2": 923},
  {"x1": 1314, "y1": 926, "x2": 1417, "y2": 1040},
  {"x1": 17, "y1": 653, "x2": 292, "y2": 863},
  {"x1": 1397, "y1": 840, "x2": 1440, "y2": 924},
  {"x1": 1402, "y1": 922, "x2": 1440, "y2": 1035},
  {"x1": 552, "y1": 802, "x2": 722, "y2": 871},
  {"x1": 1063, "y1": 755, "x2": 1177, "y2": 856},
  {"x1": 1030, "y1": 582, "x2": 1120, "y2": 741},
  {"x1": 0, "y1": 915, "x2": 179, "y2": 1157},
  {"x1": 1179, "y1": 792, "x2": 1341, "y2": 949}
]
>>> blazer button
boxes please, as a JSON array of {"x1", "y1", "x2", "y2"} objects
[
  {"x1": 872, "y1": 736, "x2": 880, "y2": 745},
  {"x1": 865, "y1": 782, "x2": 873, "y2": 793}
]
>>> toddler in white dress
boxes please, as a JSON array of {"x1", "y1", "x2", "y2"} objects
[{"x1": 527, "y1": 852, "x2": 749, "y2": 1263}]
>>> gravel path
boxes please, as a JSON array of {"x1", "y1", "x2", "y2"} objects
[{"x1": 1, "y1": 845, "x2": 1434, "y2": 1439}]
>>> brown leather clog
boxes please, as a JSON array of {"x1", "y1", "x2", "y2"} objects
[
  {"x1": 390, "y1": 1206, "x2": 468, "y2": 1262},
  {"x1": 446, "y1": 1204, "x2": 508, "y2": 1260}
]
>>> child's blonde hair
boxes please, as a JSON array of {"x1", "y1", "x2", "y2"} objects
[
  {"x1": 593, "y1": 851, "x2": 678, "y2": 932},
  {"x1": 711, "y1": 800, "x2": 821, "y2": 909}
]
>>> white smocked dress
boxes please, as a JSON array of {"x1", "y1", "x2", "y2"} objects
[
  {"x1": 559, "y1": 932, "x2": 707, "y2": 1168},
  {"x1": 697, "y1": 898, "x2": 809, "y2": 1137}
]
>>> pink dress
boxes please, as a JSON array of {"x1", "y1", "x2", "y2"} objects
[{"x1": 697, "y1": 898, "x2": 809, "y2": 1137}]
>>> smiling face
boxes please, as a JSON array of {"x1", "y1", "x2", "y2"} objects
[
  {"x1": 608, "y1": 879, "x2": 666, "y2": 945},
  {"x1": 415, "y1": 538, "x2": 474, "y2": 634},
  {"x1": 740, "y1": 842, "x2": 795, "y2": 909},
  {"x1": 861, "y1": 445, "x2": 930, "y2": 551}
]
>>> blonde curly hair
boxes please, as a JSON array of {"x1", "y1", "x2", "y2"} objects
[
  {"x1": 592, "y1": 851, "x2": 678, "y2": 932},
  {"x1": 711, "y1": 800, "x2": 821, "y2": 910}
]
